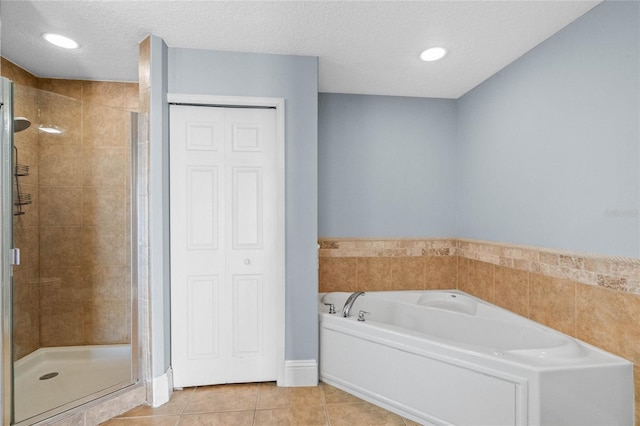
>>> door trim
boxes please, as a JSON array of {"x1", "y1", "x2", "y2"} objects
[{"x1": 167, "y1": 94, "x2": 286, "y2": 385}]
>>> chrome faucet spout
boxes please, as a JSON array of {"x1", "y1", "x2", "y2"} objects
[{"x1": 342, "y1": 291, "x2": 365, "y2": 317}]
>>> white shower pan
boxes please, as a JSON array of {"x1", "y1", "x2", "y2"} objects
[{"x1": 13, "y1": 344, "x2": 131, "y2": 423}]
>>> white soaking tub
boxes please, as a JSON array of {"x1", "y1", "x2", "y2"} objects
[{"x1": 319, "y1": 290, "x2": 633, "y2": 426}]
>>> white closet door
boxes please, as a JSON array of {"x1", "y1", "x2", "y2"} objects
[{"x1": 170, "y1": 105, "x2": 279, "y2": 387}]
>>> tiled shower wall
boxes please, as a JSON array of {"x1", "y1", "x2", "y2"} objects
[
  {"x1": 2, "y1": 58, "x2": 138, "y2": 358},
  {"x1": 319, "y1": 238, "x2": 640, "y2": 422}
]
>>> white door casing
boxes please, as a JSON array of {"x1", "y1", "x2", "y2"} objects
[{"x1": 169, "y1": 98, "x2": 284, "y2": 387}]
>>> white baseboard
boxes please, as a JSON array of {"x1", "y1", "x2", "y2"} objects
[
  {"x1": 151, "y1": 367, "x2": 174, "y2": 407},
  {"x1": 282, "y1": 359, "x2": 318, "y2": 387}
]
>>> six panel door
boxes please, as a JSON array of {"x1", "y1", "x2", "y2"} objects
[{"x1": 170, "y1": 105, "x2": 279, "y2": 387}]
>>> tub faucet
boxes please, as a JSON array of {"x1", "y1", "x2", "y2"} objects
[{"x1": 342, "y1": 291, "x2": 365, "y2": 317}]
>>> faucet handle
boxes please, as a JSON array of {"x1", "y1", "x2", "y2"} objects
[
  {"x1": 357, "y1": 310, "x2": 370, "y2": 322},
  {"x1": 323, "y1": 303, "x2": 336, "y2": 314}
]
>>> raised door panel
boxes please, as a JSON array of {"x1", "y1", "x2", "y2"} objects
[
  {"x1": 187, "y1": 166, "x2": 219, "y2": 250},
  {"x1": 232, "y1": 167, "x2": 263, "y2": 249}
]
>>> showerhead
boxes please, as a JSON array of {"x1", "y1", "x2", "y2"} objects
[{"x1": 14, "y1": 117, "x2": 31, "y2": 133}]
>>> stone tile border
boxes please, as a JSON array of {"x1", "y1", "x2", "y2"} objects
[
  {"x1": 319, "y1": 238, "x2": 457, "y2": 258},
  {"x1": 318, "y1": 238, "x2": 640, "y2": 295}
]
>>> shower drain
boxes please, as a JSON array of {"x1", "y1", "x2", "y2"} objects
[{"x1": 39, "y1": 372, "x2": 59, "y2": 380}]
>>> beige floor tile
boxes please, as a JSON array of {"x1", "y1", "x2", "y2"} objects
[
  {"x1": 183, "y1": 383, "x2": 259, "y2": 414},
  {"x1": 326, "y1": 402, "x2": 405, "y2": 426},
  {"x1": 253, "y1": 406, "x2": 327, "y2": 425},
  {"x1": 101, "y1": 416, "x2": 180, "y2": 425},
  {"x1": 178, "y1": 411, "x2": 254, "y2": 425},
  {"x1": 320, "y1": 382, "x2": 363, "y2": 405},
  {"x1": 119, "y1": 389, "x2": 195, "y2": 417},
  {"x1": 256, "y1": 382, "x2": 324, "y2": 409}
]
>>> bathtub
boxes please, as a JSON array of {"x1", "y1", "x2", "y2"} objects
[{"x1": 319, "y1": 290, "x2": 633, "y2": 426}]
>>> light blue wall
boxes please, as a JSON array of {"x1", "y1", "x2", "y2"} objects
[
  {"x1": 457, "y1": 1, "x2": 640, "y2": 257},
  {"x1": 148, "y1": 35, "x2": 172, "y2": 377},
  {"x1": 318, "y1": 93, "x2": 457, "y2": 237},
  {"x1": 167, "y1": 48, "x2": 319, "y2": 360}
]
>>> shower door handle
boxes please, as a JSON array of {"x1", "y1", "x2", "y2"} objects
[{"x1": 9, "y1": 248, "x2": 20, "y2": 266}]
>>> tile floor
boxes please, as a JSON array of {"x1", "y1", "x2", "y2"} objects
[{"x1": 101, "y1": 382, "x2": 421, "y2": 425}]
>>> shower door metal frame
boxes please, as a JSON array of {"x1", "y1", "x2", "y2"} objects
[
  {"x1": 1, "y1": 77, "x2": 15, "y2": 426},
  {"x1": 130, "y1": 111, "x2": 139, "y2": 387}
]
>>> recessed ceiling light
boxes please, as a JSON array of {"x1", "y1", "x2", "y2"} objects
[
  {"x1": 42, "y1": 33, "x2": 79, "y2": 50},
  {"x1": 420, "y1": 47, "x2": 447, "y2": 62}
]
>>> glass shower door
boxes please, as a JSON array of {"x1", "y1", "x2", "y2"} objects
[
  {"x1": 1, "y1": 77, "x2": 16, "y2": 426},
  {"x1": 4, "y1": 80, "x2": 137, "y2": 425}
]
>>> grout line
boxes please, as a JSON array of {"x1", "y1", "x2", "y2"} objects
[
  {"x1": 320, "y1": 383, "x2": 331, "y2": 426},
  {"x1": 251, "y1": 383, "x2": 260, "y2": 425}
]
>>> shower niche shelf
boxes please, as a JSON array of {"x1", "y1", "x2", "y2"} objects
[
  {"x1": 13, "y1": 158, "x2": 31, "y2": 216},
  {"x1": 15, "y1": 193, "x2": 32, "y2": 206},
  {"x1": 15, "y1": 163, "x2": 29, "y2": 177}
]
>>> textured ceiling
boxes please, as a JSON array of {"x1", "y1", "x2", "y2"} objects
[{"x1": 1, "y1": 0, "x2": 601, "y2": 99}]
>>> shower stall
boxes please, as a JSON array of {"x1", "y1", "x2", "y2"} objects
[{"x1": 0, "y1": 77, "x2": 138, "y2": 424}]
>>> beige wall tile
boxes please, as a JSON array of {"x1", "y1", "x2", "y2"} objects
[
  {"x1": 1, "y1": 57, "x2": 38, "y2": 87},
  {"x1": 40, "y1": 265, "x2": 86, "y2": 290},
  {"x1": 9, "y1": 65, "x2": 135, "y2": 356},
  {"x1": 40, "y1": 226, "x2": 84, "y2": 267},
  {"x1": 13, "y1": 282, "x2": 39, "y2": 359},
  {"x1": 13, "y1": 183, "x2": 38, "y2": 227},
  {"x1": 40, "y1": 304, "x2": 86, "y2": 346},
  {"x1": 83, "y1": 147, "x2": 127, "y2": 186},
  {"x1": 85, "y1": 302, "x2": 130, "y2": 344},
  {"x1": 139, "y1": 37, "x2": 151, "y2": 92},
  {"x1": 83, "y1": 186, "x2": 126, "y2": 227},
  {"x1": 14, "y1": 225, "x2": 39, "y2": 270},
  {"x1": 39, "y1": 186, "x2": 83, "y2": 226},
  {"x1": 391, "y1": 257, "x2": 425, "y2": 290},
  {"x1": 576, "y1": 283, "x2": 640, "y2": 364},
  {"x1": 81, "y1": 226, "x2": 127, "y2": 266},
  {"x1": 139, "y1": 89, "x2": 150, "y2": 116},
  {"x1": 459, "y1": 259, "x2": 494, "y2": 303},
  {"x1": 529, "y1": 273, "x2": 576, "y2": 336},
  {"x1": 38, "y1": 78, "x2": 83, "y2": 100},
  {"x1": 39, "y1": 145, "x2": 85, "y2": 186},
  {"x1": 123, "y1": 83, "x2": 140, "y2": 111},
  {"x1": 14, "y1": 140, "x2": 39, "y2": 187},
  {"x1": 357, "y1": 257, "x2": 392, "y2": 291},
  {"x1": 319, "y1": 257, "x2": 357, "y2": 293},
  {"x1": 88, "y1": 266, "x2": 131, "y2": 303},
  {"x1": 13, "y1": 83, "x2": 39, "y2": 126},
  {"x1": 457, "y1": 256, "x2": 468, "y2": 290},
  {"x1": 426, "y1": 256, "x2": 457, "y2": 290},
  {"x1": 83, "y1": 81, "x2": 125, "y2": 108},
  {"x1": 494, "y1": 266, "x2": 529, "y2": 317},
  {"x1": 38, "y1": 90, "x2": 83, "y2": 146},
  {"x1": 83, "y1": 103, "x2": 128, "y2": 147}
]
